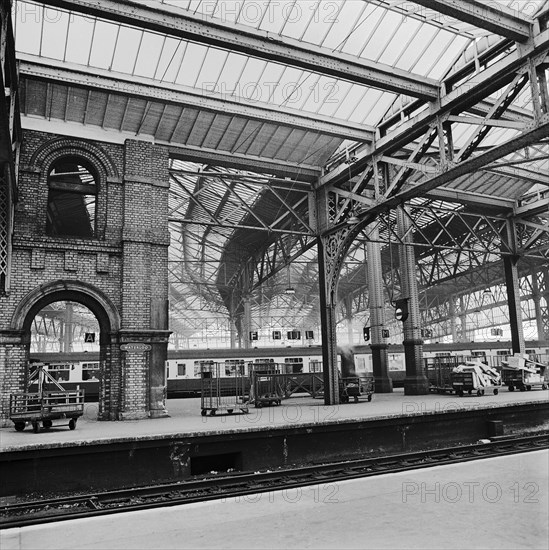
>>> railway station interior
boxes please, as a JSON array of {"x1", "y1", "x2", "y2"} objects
[{"x1": 0, "y1": 1, "x2": 549, "y2": 548}]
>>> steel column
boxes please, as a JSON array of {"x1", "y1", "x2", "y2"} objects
[
  {"x1": 397, "y1": 206, "x2": 429, "y2": 394},
  {"x1": 366, "y1": 225, "x2": 392, "y2": 392},
  {"x1": 503, "y1": 255, "x2": 526, "y2": 355},
  {"x1": 449, "y1": 297, "x2": 458, "y2": 342},
  {"x1": 242, "y1": 296, "x2": 251, "y2": 351},
  {"x1": 533, "y1": 268, "x2": 549, "y2": 340},
  {"x1": 318, "y1": 236, "x2": 339, "y2": 405}
]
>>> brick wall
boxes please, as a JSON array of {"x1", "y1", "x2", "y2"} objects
[{"x1": 0, "y1": 130, "x2": 171, "y2": 424}]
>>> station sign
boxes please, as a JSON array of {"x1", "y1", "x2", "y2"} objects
[{"x1": 120, "y1": 343, "x2": 152, "y2": 352}]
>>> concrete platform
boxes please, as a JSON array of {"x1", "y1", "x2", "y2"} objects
[
  {"x1": 1, "y1": 388, "x2": 548, "y2": 451},
  {"x1": 1, "y1": 389, "x2": 547, "y2": 498}
]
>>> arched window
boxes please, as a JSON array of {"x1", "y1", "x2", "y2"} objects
[{"x1": 46, "y1": 158, "x2": 97, "y2": 238}]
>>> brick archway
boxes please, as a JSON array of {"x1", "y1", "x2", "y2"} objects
[
  {"x1": 6, "y1": 280, "x2": 122, "y2": 421},
  {"x1": 10, "y1": 279, "x2": 120, "y2": 335}
]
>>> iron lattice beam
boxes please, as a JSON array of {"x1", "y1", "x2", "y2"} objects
[{"x1": 321, "y1": 32, "x2": 549, "y2": 188}]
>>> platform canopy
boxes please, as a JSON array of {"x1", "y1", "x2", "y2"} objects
[{"x1": 10, "y1": 0, "x2": 549, "y2": 347}]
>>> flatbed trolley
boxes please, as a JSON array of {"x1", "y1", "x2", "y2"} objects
[
  {"x1": 426, "y1": 357, "x2": 500, "y2": 396},
  {"x1": 200, "y1": 362, "x2": 249, "y2": 416},
  {"x1": 340, "y1": 374, "x2": 374, "y2": 403},
  {"x1": 9, "y1": 363, "x2": 85, "y2": 433},
  {"x1": 451, "y1": 371, "x2": 499, "y2": 397}
]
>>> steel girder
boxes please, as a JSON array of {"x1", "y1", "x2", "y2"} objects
[
  {"x1": 37, "y1": 0, "x2": 440, "y2": 100},
  {"x1": 408, "y1": 0, "x2": 533, "y2": 43},
  {"x1": 18, "y1": 56, "x2": 375, "y2": 144}
]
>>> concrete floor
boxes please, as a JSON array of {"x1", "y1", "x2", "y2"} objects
[
  {"x1": 2, "y1": 449, "x2": 547, "y2": 550},
  {"x1": 1, "y1": 388, "x2": 548, "y2": 451}
]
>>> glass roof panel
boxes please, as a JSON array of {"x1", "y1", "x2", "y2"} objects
[
  {"x1": 213, "y1": 51, "x2": 248, "y2": 94},
  {"x1": 174, "y1": 41, "x2": 208, "y2": 86},
  {"x1": 265, "y1": 65, "x2": 303, "y2": 105},
  {"x1": 65, "y1": 14, "x2": 95, "y2": 65},
  {"x1": 39, "y1": 8, "x2": 69, "y2": 58},
  {"x1": 153, "y1": 37, "x2": 185, "y2": 81},
  {"x1": 134, "y1": 32, "x2": 167, "y2": 79},
  {"x1": 88, "y1": 20, "x2": 118, "y2": 70}
]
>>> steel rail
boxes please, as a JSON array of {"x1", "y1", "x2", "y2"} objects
[{"x1": 1, "y1": 432, "x2": 547, "y2": 529}]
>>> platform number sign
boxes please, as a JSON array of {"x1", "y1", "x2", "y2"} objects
[
  {"x1": 394, "y1": 298, "x2": 409, "y2": 322},
  {"x1": 84, "y1": 332, "x2": 95, "y2": 343},
  {"x1": 382, "y1": 329, "x2": 390, "y2": 338},
  {"x1": 249, "y1": 331, "x2": 258, "y2": 341}
]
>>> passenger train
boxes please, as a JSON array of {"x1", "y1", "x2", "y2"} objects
[{"x1": 28, "y1": 340, "x2": 549, "y2": 401}]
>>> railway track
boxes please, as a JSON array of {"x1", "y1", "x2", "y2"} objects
[{"x1": 1, "y1": 432, "x2": 547, "y2": 529}]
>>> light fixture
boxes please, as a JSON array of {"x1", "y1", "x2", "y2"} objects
[
  {"x1": 483, "y1": 288, "x2": 492, "y2": 296},
  {"x1": 285, "y1": 264, "x2": 295, "y2": 295}
]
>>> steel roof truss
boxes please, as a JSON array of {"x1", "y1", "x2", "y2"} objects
[
  {"x1": 215, "y1": 178, "x2": 269, "y2": 230},
  {"x1": 384, "y1": 126, "x2": 438, "y2": 197},
  {"x1": 321, "y1": 36, "x2": 549, "y2": 188},
  {"x1": 408, "y1": 0, "x2": 532, "y2": 42},
  {"x1": 171, "y1": 177, "x2": 226, "y2": 226},
  {"x1": 454, "y1": 72, "x2": 529, "y2": 163}
]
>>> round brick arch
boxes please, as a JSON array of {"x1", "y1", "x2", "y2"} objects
[
  {"x1": 28, "y1": 137, "x2": 120, "y2": 181},
  {"x1": 11, "y1": 280, "x2": 121, "y2": 339}
]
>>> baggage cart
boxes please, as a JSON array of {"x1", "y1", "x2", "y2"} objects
[
  {"x1": 426, "y1": 357, "x2": 500, "y2": 396},
  {"x1": 425, "y1": 356, "x2": 461, "y2": 394},
  {"x1": 9, "y1": 363, "x2": 85, "y2": 432},
  {"x1": 340, "y1": 374, "x2": 374, "y2": 403},
  {"x1": 200, "y1": 362, "x2": 249, "y2": 416},
  {"x1": 249, "y1": 363, "x2": 284, "y2": 408},
  {"x1": 451, "y1": 361, "x2": 501, "y2": 397},
  {"x1": 501, "y1": 355, "x2": 549, "y2": 391}
]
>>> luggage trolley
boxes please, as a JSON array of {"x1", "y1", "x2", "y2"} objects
[
  {"x1": 451, "y1": 362, "x2": 501, "y2": 397},
  {"x1": 340, "y1": 374, "x2": 374, "y2": 403},
  {"x1": 501, "y1": 354, "x2": 549, "y2": 391},
  {"x1": 200, "y1": 362, "x2": 249, "y2": 416},
  {"x1": 426, "y1": 357, "x2": 501, "y2": 396},
  {"x1": 9, "y1": 363, "x2": 85, "y2": 433},
  {"x1": 425, "y1": 356, "x2": 460, "y2": 394},
  {"x1": 249, "y1": 362, "x2": 284, "y2": 408}
]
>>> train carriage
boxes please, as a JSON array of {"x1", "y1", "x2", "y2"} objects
[{"x1": 29, "y1": 340, "x2": 549, "y2": 400}]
